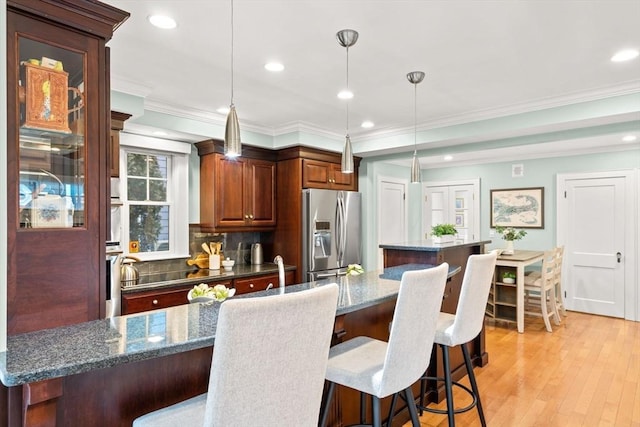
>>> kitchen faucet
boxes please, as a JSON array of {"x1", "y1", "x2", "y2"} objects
[{"x1": 274, "y1": 255, "x2": 285, "y2": 293}]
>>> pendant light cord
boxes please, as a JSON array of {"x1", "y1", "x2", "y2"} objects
[
  {"x1": 230, "y1": 0, "x2": 234, "y2": 107},
  {"x1": 413, "y1": 82, "x2": 417, "y2": 155},
  {"x1": 346, "y1": 46, "x2": 350, "y2": 136}
]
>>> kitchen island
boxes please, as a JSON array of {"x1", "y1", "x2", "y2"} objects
[{"x1": 0, "y1": 264, "x2": 461, "y2": 426}]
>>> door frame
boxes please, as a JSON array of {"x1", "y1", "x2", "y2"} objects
[
  {"x1": 557, "y1": 170, "x2": 638, "y2": 321},
  {"x1": 377, "y1": 175, "x2": 409, "y2": 269}
]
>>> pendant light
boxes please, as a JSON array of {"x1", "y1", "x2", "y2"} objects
[
  {"x1": 407, "y1": 71, "x2": 425, "y2": 183},
  {"x1": 337, "y1": 29, "x2": 358, "y2": 174},
  {"x1": 224, "y1": 0, "x2": 241, "y2": 158}
]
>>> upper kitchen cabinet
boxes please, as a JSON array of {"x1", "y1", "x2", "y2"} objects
[
  {"x1": 299, "y1": 147, "x2": 360, "y2": 191},
  {"x1": 196, "y1": 139, "x2": 277, "y2": 231},
  {"x1": 6, "y1": 0, "x2": 129, "y2": 334}
]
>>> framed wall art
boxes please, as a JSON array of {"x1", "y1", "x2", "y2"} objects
[{"x1": 490, "y1": 187, "x2": 544, "y2": 228}]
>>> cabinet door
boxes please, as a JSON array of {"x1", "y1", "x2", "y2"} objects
[
  {"x1": 302, "y1": 159, "x2": 331, "y2": 189},
  {"x1": 329, "y1": 163, "x2": 356, "y2": 191},
  {"x1": 214, "y1": 154, "x2": 247, "y2": 227},
  {"x1": 246, "y1": 159, "x2": 276, "y2": 226},
  {"x1": 7, "y1": 12, "x2": 105, "y2": 334}
]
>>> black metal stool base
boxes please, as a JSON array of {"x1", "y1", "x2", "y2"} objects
[{"x1": 417, "y1": 376, "x2": 478, "y2": 415}]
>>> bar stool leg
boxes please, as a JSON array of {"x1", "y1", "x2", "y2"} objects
[
  {"x1": 372, "y1": 396, "x2": 382, "y2": 427},
  {"x1": 318, "y1": 382, "x2": 335, "y2": 427},
  {"x1": 404, "y1": 387, "x2": 420, "y2": 427},
  {"x1": 441, "y1": 345, "x2": 455, "y2": 427},
  {"x1": 461, "y1": 344, "x2": 486, "y2": 427}
]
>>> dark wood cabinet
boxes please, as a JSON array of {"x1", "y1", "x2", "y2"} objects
[
  {"x1": 302, "y1": 158, "x2": 357, "y2": 191},
  {"x1": 233, "y1": 271, "x2": 294, "y2": 295},
  {"x1": 122, "y1": 280, "x2": 232, "y2": 315},
  {"x1": 196, "y1": 139, "x2": 276, "y2": 231},
  {"x1": 109, "y1": 111, "x2": 131, "y2": 177},
  {"x1": 6, "y1": 0, "x2": 129, "y2": 335}
]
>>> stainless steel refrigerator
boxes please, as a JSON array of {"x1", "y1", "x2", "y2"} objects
[{"x1": 302, "y1": 189, "x2": 362, "y2": 281}]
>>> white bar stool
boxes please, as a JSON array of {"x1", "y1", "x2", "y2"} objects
[
  {"x1": 417, "y1": 252, "x2": 498, "y2": 427},
  {"x1": 319, "y1": 263, "x2": 449, "y2": 427},
  {"x1": 132, "y1": 284, "x2": 339, "y2": 427}
]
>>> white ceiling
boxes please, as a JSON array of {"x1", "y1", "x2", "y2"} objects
[{"x1": 104, "y1": 0, "x2": 640, "y2": 163}]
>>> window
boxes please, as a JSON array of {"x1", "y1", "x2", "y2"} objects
[{"x1": 120, "y1": 133, "x2": 190, "y2": 260}]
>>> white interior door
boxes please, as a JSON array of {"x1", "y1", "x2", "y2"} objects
[
  {"x1": 560, "y1": 175, "x2": 627, "y2": 317},
  {"x1": 423, "y1": 179, "x2": 479, "y2": 240},
  {"x1": 378, "y1": 177, "x2": 407, "y2": 269}
]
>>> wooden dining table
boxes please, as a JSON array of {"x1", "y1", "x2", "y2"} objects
[{"x1": 495, "y1": 250, "x2": 545, "y2": 333}]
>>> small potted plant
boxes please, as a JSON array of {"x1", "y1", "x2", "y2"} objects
[
  {"x1": 431, "y1": 223, "x2": 457, "y2": 244},
  {"x1": 494, "y1": 226, "x2": 527, "y2": 255},
  {"x1": 502, "y1": 271, "x2": 516, "y2": 284}
]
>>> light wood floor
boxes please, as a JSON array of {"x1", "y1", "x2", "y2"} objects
[{"x1": 408, "y1": 312, "x2": 640, "y2": 426}]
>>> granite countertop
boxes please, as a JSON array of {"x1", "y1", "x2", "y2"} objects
[
  {"x1": 125, "y1": 262, "x2": 297, "y2": 293},
  {"x1": 379, "y1": 239, "x2": 491, "y2": 252},
  {"x1": 0, "y1": 263, "x2": 460, "y2": 387}
]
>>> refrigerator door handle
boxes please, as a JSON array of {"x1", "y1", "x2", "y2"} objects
[{"x1": 335, "y1": 195, "x2": 344, "y2": 264}]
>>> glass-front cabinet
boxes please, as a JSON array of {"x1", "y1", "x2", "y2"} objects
[
  {"x1": 6, "y1": 1, "x2": 129, "y2": 335},
  {"x1": 17, "y1": 37, "x2": 86, "y2": 229}
]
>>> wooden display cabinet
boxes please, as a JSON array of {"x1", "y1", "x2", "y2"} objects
[
  {"x1": 196, "y1": 139, "x2": 277, "y2": 231},
  {"x1": 486, "y1": 266, "x2": 518, "y2": 324},
  {"x1": 6, "y1": 0, "x2": 129, "y2": 334}
]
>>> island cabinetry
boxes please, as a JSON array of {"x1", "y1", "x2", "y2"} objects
[
  {"x1": 274, "y1": 146, "x2": 361, "y2": 283},
  {"x1": 302, "y1": 158, "x2": 356, "y2": 190},
  {"x1": 6, "y1": 0, "x2": 129, "y2": 334},
  {"x1": 196, "y1": 139, "x2": 276, "y2": 231},
  {"x1": 109, "y1": 111, "x2": 131, "y2": 177}
]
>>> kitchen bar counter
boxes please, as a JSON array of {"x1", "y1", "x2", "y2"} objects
[
  {"x1": 379, "y1": 238, "x2": 492, "y2": 252},
  {"x1": 1, "y1": 264, "x2": 459, "y2": 386},
  {"x1": 1, "y1": 264, "x2": 462, "y2": 426}
]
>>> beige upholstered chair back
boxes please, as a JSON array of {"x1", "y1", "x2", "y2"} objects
[
  {"x1": 377, "y1": 263, "x2": 449, "y2": 398},
  {"x1": 203, "y1": 284, "x2": 339, "y2": 426}
]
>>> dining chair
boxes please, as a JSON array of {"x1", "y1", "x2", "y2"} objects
[
  {"x1": 318, "y1": 263, "x2": 449, "y2": 427},
  {"x1": 132, "y1": 283, "x2": 339, "y2": 427},
  {"x1": 523, "y1": 249, "x2": 561, "y2": 332},
  {"x1": 554, "y1": 246, "x2": 567, "y2": 317},
  {"x1": 418, "y1": 251, "x2": 498, "y2": 427}
]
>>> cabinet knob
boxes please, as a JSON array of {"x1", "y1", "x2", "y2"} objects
[
  {"x1": 152, "y1": 299, "x2": 158, "y2": 305},
  {"x1": 244, "y1": 214, "x2": 249, "y2": 219},
  {"x1": 249, "y1": 283, "x2": 254, "y2": 288},
  {"x1": 249, "y1": 214, "x2": 254, "y2": 219}
]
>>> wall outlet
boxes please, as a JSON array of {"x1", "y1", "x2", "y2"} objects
[{"x1": 489, "y1": 230, "x2": 495, "y2": 237}]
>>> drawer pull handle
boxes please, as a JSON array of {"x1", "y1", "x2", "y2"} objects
[
  {"x1": 265, "y1": 283, "x2": 273, "y2": 291},
  {"x1": 152, "y1": 299, "x2": 158, "y2": 305}
]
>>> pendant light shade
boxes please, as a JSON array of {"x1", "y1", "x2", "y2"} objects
[
  {"x1": 224, "y1": 104, "x2": 241, "y2": 157},
  {"x1": 407, "y1": 71, "x2": 425, "y2": 183},
  {"x1": 337, "y1": 29, "x2": 358, "y2": 174},
  {"x1": 224, "y1": 0, "x2": 241, "y2": 158}
]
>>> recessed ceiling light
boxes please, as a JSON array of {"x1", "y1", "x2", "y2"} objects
[
  {"x1": 148, "y1": 15, "x2": 177, "y2": 30},
  {"x1": 444, "y1": 155, "x2": 453, "y2": 161},
  {"x1": 264, "y1": 62, "x2": 284, "y2": 72},
  {"x1": 153, "y1": 130, "x2": 168, "y2": 136},
  {"x1": 217, "y1": 106, "x2": 230, "y2": 115},
  {"x1": 361, "y1": 121, "x2": 374, "y2": 128},
  {"x1": 622, "y1": 135, "x2": 637, "y2": 142},
  {"x1": 338, "y1": 90, "x2": 353, "y2": 100},
  {"x1": 611, "y1": 49, "x2": 639, "y2": 62}
]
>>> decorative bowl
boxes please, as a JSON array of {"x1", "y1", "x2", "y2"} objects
[{"x1": 221, "y1": 258, "x2": 235, "y2": 271}]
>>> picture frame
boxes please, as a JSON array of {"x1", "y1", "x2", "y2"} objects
[
  {"x1": 490, "y1": 187, "x2": 544, "y2": 228},
  {"x1": 455, "y1": 213, "x2": 464, "y2": 227},
  {"x1": 455, "y1": 198, "x2": 464, "y2": 209}
]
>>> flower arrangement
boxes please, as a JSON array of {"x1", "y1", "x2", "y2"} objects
[{"x1": 495, "y1": 226, "x2": 527, "y2": 241}]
